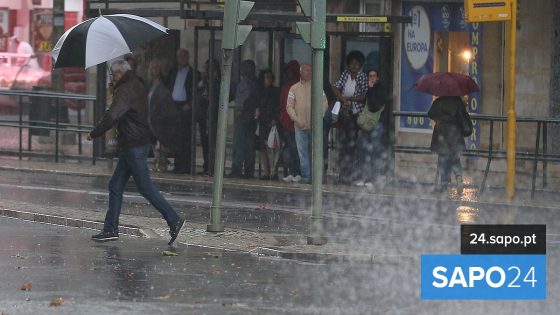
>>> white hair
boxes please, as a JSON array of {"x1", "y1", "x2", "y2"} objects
[{"x1": 111, "y1": 59, "x2": 132, "y2": 73}]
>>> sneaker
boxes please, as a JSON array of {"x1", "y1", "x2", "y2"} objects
[
  {"x1": 354, "y1": 180, "x2": 365, "y2": 187},
  {"x1": 292, "y1": 175, "x2": 302, "y2": 183},
  {"x1": 91, "y1": 231, "x2": 119, "y2": 242},
  {"x1": 168, "y1": 218, "x2": 185, "y2": 245},
  {"x1": 282, "y1": 175, "x2": 294, "y2": 182}
]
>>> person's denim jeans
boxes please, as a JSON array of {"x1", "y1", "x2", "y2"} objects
[
  {"x1": 104, "y1": 144, "x2": 180, "y2": 233},
  {"x1": 295, "y1": 129, "x2": 312, "y2": 179}
]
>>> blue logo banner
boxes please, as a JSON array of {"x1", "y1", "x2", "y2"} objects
[{"x1": 421, "y1": 255, "x2": 546, "y2": 300}]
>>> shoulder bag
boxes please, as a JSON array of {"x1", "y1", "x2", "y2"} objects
[{"x1": 357, "y1": 105, "x2": 384, "y2": 131}]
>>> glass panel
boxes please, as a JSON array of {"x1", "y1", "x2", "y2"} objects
[
  {"x1": 241, "y1": 31, "x2": 270, "y2": 71},
  {"x1": 283, "y1": 37, "x2": 312, "y2": 65},
  {"x1": 345, "y1": 39, "x2": 380, "y2": 72}
]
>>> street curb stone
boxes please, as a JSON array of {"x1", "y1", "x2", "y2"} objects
[{"x1": 0, "y1": 208, "x2": 145, "y2": 237}]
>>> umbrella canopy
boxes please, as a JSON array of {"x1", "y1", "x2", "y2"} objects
[
  {"x1": 52, "y1": 14, "x2": 167, "y2": 69},
  {"x1": 414, "y1": 72, "x2": 479, "y2": 97}
]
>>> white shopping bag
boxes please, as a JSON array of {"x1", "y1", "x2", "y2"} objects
[{"x1": 267, "y1": 126, "x2": 280, "y2": 149}]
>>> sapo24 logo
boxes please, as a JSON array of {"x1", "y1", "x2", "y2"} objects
[{"x1": 421, "y1": 255, "x2": 546, "y2": 300}]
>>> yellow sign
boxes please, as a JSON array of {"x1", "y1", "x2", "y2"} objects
[
  {"x1": 336, "y1": 16, "x2": 388, "y2": 23},
  {"x1": 465, "y1": 0, "x2": 513, "y2": 22}
]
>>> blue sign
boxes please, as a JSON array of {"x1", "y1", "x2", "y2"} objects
[
  {"x1": 401, "y1": 1, "x2": 482, "y2": 148},
  {"x1": 421, "y1": 255, "x2": 546, "y2": 300}
]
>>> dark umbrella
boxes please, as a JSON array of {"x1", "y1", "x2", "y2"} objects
[
  {"x1": 52, "y1": 14, "x2": 167, "y2": 69},
  {"x1": 414, "y1": 72, "x2": 479, "y2": 96}
]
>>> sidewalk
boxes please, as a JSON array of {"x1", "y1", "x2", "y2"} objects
[{"x1": 1, "y1": 157, "x2": 559, "y2": 263}]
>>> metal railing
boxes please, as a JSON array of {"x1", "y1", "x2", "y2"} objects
[
  {"x1": 392, "y1": 111, "x2": 560, "y2": 198},
  {"x1": 0, "y1": 89, "x2": 97, "y2": 163},
  {"x1": 1, "y1": 89, "x2": 559, "y2": 198}
]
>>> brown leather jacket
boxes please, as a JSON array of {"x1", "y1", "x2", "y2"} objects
[{"x1": 90, "y1": 71, "x2": 152, "y2": 149}]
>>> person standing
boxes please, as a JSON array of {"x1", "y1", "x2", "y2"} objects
[
  {"x1": 165, "y1": 49, "x2": 193, "y2": 174},
  {"x1": 332, "y1": 51, "x2": 368, "y2": 184},
  {"x1": 87, "y1": 60, "x2": 185, "y2": 244},
  {"x1": 11, "y1": 35, "x2": 39, "y2": 68},
  {"x1": 279, "y1": 60, "x2": 302, "y2": 182},
  {"x1": 202, "y1": 59, "x2": 221, "y2": 176},
  {"x1": 356, "y1": 69, "x2": 387, "y2": 188},
  {"x1": 229, "y1": 60, "x2": 259, "y2": 178},
  {"x1": 147, "y1": 59, "x2": 181, "y2": 172},
  {"x1": 286, "y1": 64, "x2": 328, "y2": 183},
  {"x1": 256, "y1": 69, "x2": 281, "y2": 180},
  {"x1": 428, "y1": 95, "x2": 471, "y2": 194}
]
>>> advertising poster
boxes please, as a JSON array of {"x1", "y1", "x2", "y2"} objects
[{"x1": 401, "y1": 2, "x2": 481, "y2": 151}]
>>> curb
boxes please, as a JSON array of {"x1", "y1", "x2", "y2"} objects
[
  {"x1": 0, "y1": 208, "x2": 146, "y2": 238},
  {"x1": 250, "y1": 246, "x2": 418, "y2": 264}
]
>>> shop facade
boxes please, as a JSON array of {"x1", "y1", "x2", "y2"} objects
[{"x1": 394, "y1": 0, "x2": 554, "y2": 159}]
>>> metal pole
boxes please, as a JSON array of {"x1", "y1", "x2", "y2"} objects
[
  {"x1": 308, "y1": 0, "x2": 327, "y2": 245},
  {"x1": 55, "y1": 99, "x2": 60, "y2": 163},
  {"x1": 505, "y1": 0, "x2": 517, "y2": 199},
  {"x1": 208, "y1": 30, "x2": 216, "y2": 176},
  {"x1": 191, "y1": 29, "x2": 199, "y2": 174},
  {"x1": 208, "y1": 0, "x2": 253, "y2": 232},
  {"x1": 207, "y1": 50, "x2": 232, "y2": 232},
  {"x1": 19, "y1": 95, "x2": 23, "y2": 160}
]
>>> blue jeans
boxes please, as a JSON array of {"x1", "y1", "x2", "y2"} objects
[
  {"x1": 104, "y1": 144, "x2": 181, "y2": 233},
  {"x1": 295, "y1": 129, "x2": 312, "y2": 179}
]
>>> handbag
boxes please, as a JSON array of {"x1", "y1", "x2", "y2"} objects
[
  {"x1": 357, "y1": 105, "x2": 384, "y2": 131},
  {"x1": 457, "y1": 108, "x2": 473, "y2": 137}
]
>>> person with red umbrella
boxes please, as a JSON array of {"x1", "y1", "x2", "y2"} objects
[{"x1": 416, "y1": 72, "x2": 478, "y2": 194}]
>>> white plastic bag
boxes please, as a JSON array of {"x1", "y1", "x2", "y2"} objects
[{"x1": 267, "y1": 126, "x2": 280, "y2": 149}]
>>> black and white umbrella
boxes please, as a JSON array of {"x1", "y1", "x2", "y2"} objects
[{"x1": 52, "y1": 14, "x2": 167, "y2": 69}]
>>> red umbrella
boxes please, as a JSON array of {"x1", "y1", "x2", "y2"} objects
[{"x1": 414, "y1": 72, "x2": 479, "y2": 96}]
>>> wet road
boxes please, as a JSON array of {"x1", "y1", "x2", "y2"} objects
[
  {"x1": 0, "y1": 217, "x2": 414, "y2": 314},
  {"x1": 2, "y1": 170, "x2": 560, "y2": 255},
  {"x1": 2, "y1": 218, "x2": 559, "y2": 314}
]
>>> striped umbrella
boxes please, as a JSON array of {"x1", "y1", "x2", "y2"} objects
[{"x1": 52, "y1": 14, "x2": 167, "y2": 69}]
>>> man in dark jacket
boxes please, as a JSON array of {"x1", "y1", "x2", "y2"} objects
[
  {"x1": 87, "y1": 59, "x2": 185, "y2": 245},
  {"x1": 165, "y1": 48, "x2": 194, "y2": 174}
]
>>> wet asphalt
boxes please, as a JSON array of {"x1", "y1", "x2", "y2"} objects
[
  {"x1": 2, "y1": 217, "x2": 560, "y2": 314},
  {"x1": 2, "y1": 169, "x2": 560, "y2": 254}
]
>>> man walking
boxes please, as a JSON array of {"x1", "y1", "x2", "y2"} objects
[
  {"x1": 87, "y1": 59, "x2": 185, "y2": 245},
  {"x1": 286, "y1": 64, "x2": 328, "y2": 183},
  {"x1": 165, "y1": 48, "x2": 194, "y2": 174}
]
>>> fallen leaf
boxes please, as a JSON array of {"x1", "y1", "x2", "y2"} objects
[
  {"x1": 163, "y1": 250, "x2": 178, "y2": 256},
  {"x1": 20, "y1": 283, "x2": 32, "y2": 291},
  {"x1": 49, "y1": 298, "x2": 64, "y2": 307},
  {"x1": 123, "y1": 271, "x2": 134, "y2": 281},
  {"x1": 154, "y1": 294, "x2": 172, "y2": 300}
]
